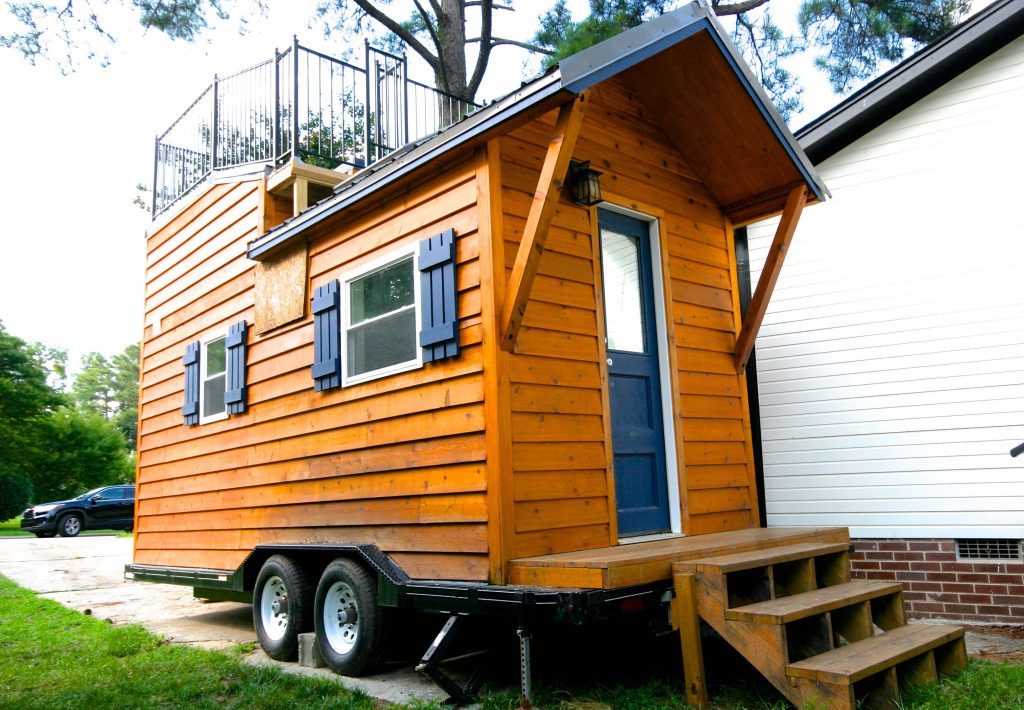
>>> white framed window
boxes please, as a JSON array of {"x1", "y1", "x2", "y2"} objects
[
  {"x1": 200, "y1": 331, "x2": 229, "y2": 423},
  {"x1": 340, "y1": 248, "x2": 421, "y2": 386}
]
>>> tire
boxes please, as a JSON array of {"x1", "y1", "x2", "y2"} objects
[
  {"x1": 56, "y1": 514, "x2": 82, "y2": 537},
  {"x1": 314, "y1": 558, "x2": 389, "y2": 676},
  {"x1": 34, "y1": 531, "x2": 56, "y2": 538},
  {"x1": 252, "y1": 555, "x2": 311, "y2": 661}
]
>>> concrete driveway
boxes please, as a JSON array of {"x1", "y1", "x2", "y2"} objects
[{"x1": 0, "y1": 535, "x2": 447, "y2": 704}]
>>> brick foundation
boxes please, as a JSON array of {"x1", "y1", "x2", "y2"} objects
[{"x1": 850, "y1": 539, "x2": 1024, "y2": 625}]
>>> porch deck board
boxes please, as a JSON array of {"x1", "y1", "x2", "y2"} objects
[{"x1": 507, "y1": 526, "x2": 850, "y2": 589}]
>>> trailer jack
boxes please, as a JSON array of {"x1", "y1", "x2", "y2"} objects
[{"x1": 416, "y1": 614, "x2": 486, "y2": 706}]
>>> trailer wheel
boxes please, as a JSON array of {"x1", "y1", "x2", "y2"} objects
[
  {"x1": 315, "y1": 558, "x2": 389, "y2": 676},
  {"x1": 253, "y1": 555, "x2": 311, "y2": 661}
]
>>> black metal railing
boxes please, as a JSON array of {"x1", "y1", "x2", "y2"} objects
[{"x1": 152, "y1": 39, "x2": 479, "y2": 217}]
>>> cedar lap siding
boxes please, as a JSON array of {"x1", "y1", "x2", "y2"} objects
[{"x1": 134, "y1": 4, "x2": 826, "y2": 585}]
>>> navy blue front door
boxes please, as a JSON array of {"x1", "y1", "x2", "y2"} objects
[{"x1": 599, "y1": 211, "x2": 671, "y2": 536}]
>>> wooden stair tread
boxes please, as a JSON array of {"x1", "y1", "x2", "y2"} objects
[
  {"x1": 725, "y1": 580, "x2": 902, "y2": 623},
  {"x1": 786, "y1": 624, "x2": 966, "y2": 684},
  {"x1": 675, "y1": 542, "x2": 849, "y2": 573}
]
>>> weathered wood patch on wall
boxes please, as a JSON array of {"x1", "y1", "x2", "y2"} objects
[{"x1": 254, "y1": 241, "x2": 308, "y2": 334}]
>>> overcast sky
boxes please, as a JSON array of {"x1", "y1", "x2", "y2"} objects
[{"x1": 0, "y1": 0, "x2": 872, "y2": 369}]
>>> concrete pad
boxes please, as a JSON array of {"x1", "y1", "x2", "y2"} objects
[{"x1": 0, "y1": 536, "x2": 448, "y2": 703}]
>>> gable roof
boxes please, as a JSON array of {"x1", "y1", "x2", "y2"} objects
[
  {"x1": 798, "y1": 0, "x2": 1024, "y2": 164},
  {"x1": 248, "y1": 0, "x2": 826, "y2": 260}
]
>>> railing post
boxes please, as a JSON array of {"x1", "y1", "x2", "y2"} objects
[
  {"x1": 402, "y1": 52, "x2": 409, "y2": 148},
  {"x1": 364, "y1": 39, "x2": 372, "y2": 167},
  {"x1": 211, "y1": 74, "x2": 219, "y2": 171},
  {"x1": 292, "y1": 36, "x2": 300, "y2": 164},
  {"x1": 152, "y1": 135, "x2": 159, "y2": 217},
  {"x1": 272, "y1": 48, "x2": 280, "y2": 164}
]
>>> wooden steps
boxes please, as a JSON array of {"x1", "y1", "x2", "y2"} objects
[
  {"x1": 726, "y1": 580, "x2": 903, "y2": 624},
  {"x1": 787, "y1": 623, "x2": 967, "y2": 684},
  {"x1": 672, "y1": 536, "x2": 967, "y2": 709}
]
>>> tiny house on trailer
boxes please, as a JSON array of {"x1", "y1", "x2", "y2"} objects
[{"x1": 127, "y1": 3, "x2": 967, "y2": 707}]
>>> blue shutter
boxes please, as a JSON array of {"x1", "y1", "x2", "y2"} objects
[
  {"x1": 419, "y1": 229, "x2": 459, "y2": 363},
  {"x1": 311, "y1": 280, "x2": 341, "y2": 391},
  {"x1": 225, "y1": 320, "x2": 248, "y2": 414},
  {"x1": 182, "y1": 341, "x2": 200, "y2": 426}
]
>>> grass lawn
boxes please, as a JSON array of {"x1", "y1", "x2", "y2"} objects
[
  {"x1": 0, "y1": 574, "x2": 401, "y2": 709},
  {"x1": 1, "y1": 570, "x2": 1021, "y2": 709},
  {"x1": 0, "y1": 516, "x2": 128, "y2": 537}
]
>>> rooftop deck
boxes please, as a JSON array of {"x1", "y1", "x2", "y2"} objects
[
  {"x1": 508, "y1": 527, "x2": 851, "y2": 589},
  {"x1": 152, "y1": 39, "x2": 478, "y2": 217}
]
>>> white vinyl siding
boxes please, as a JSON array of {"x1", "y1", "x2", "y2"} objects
[{"x1": 748, "y1": 35, "x2": 1024, "y2": 539}]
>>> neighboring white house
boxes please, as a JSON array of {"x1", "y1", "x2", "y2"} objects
[{"x1": 747, "y1": 0, "x2": 1024, "y2": 624}]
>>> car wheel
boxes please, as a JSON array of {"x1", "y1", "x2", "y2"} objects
[
  {"x1": 57, "y1": 514, "x2": 82, "y2": 537},
  {"x1": 34, "y1": 531, "x2": 56, "y2": 538},
  {"x1": 314, "y1": 558, "x2": 389, "y2": 676},
  {"x1": 252, "y1": 555, "x2": 311, "y2": 661}
]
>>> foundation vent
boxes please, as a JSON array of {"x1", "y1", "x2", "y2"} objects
[{"x1": 956, "y1": 539, "x2": 1021, "y2": 561}]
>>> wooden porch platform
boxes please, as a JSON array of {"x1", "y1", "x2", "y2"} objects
[{"x1": 507, "y1": 527, "x2": 850, "y2": 589}]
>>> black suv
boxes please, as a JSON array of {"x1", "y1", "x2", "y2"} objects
[{"x1": 20, "y1": 485, "x2": 135, "y2": 538}]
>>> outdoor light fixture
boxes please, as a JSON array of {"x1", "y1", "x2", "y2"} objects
[{"x1": 569, "y1": 160, "x2": 603, "y2": 206}]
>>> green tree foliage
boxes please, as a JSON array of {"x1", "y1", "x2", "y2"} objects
[
  {"x1": 111, "y1": 344, "x2": 140, "y2": 451},
  {"x1": 70, "y1": 346, "x2": 140, "y2": 451},
  {"x1": 0, "y1": 473, "x2": 33, "y2": 520},
  {"x1": 73, "y1": 352, "x2": 116, "y2": 420},
  {"x1": 800, "y1": 0, "x2": 971, "y2": 92},
  {"x1": 534, "y1": 0, "x2": 970, "y2": 120},
  {"x1": 1, "y1": 0, "x2": 263, "y2": 72},
  {"x1": 0, "y1": 321, "x2": 136, "y2": 502},
  {"x1": 0, "y1": 321, "x2": 63, "y2": 487},
  {"x1": 26, "y1": 407, "x2": 134, "y2": 502}
]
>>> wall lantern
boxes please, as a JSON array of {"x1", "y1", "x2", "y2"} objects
[{"x1": 568, "y1": 160, "x2": 603, "y2": 206}]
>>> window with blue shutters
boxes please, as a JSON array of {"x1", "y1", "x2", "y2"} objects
[
  {"x1": 312, "y1": 280, "x2": 342, "y2": 391},
  {"x1": 183, "y1": 323, "x2": 248, "y2": 425},
  {"x1": 316, "y1": 232, "x2": 460, "y2": 390}
]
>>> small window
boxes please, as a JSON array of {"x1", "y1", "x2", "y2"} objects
[
  {"x1": 342, "y1": 251, "x2": 420, "y2": 385},
  {"x1": 200, "y1": 333, "x2": 228, "y2": 423}
]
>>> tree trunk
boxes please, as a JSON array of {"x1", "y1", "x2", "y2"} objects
[{"x1": 435, "y1": 0, "x2": 469, "y2": 100}]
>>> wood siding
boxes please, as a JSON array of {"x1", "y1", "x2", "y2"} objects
[
  {"x1": 136, "y1": 72, "x2": 770, "y2": 583},
  {"x1": 136, "y1": 162, "x2": 490, "y2": 580},
  {"x1": 748, "y1": 36, "x2": 1024, "y2": 539},
  {"x1": 501, "y1": 77, "x2": 760, "y2": 556}
]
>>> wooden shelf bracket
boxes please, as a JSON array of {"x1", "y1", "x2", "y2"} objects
[
  {"x1": 734, "y1": 184, "x2": 807, "y2": 373},
  {"x1": 499, "y1": 93, "x2": 587, "y2": 352}
]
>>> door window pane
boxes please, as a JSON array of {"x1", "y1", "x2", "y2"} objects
[{"x1": 601, "y1": 230, "x2": 645, "y2": 353}]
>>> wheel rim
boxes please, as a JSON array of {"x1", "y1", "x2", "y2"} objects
[
  {"x1": 322, "y1": 581, "x2": 359, "y2": 655},
  {"x1": 259, "y1": 575, "x2": 290, "y2": 641},
  {"x1": 64, "y1": 517, "x2": 81, "y2": 535}
]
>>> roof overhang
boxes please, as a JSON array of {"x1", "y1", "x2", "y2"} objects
[
  {"x1": 248, "y1": 0, "x2": 827, "y2": 260},
  {"x1": 798, "y1": 0, "x2": 1024, "y2": 164}
]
